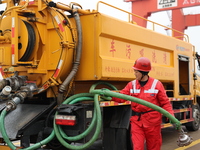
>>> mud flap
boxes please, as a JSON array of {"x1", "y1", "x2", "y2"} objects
[{"x1": 102, "y1": 105, "x2": 132, "y2": 150}]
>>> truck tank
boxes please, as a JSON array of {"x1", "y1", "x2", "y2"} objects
[
  {"x1": 0, "y1": 0, "x2": 194, "y2": 96},
  {"x1": 0, "y1": 0, "x2": 195, "y2": 150}
]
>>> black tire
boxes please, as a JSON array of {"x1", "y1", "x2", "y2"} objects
[
  {"x1": 46, "y1": 138, "x2": 68, "y2": 150},
  {"x1": 185, "y1": 104, "x2": 200, "y2": 131}
]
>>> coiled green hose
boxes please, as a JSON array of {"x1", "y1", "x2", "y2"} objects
[
  {"x1": 0, "y1": 83, "x2": 181, "y2": 150},
  {"x1": 54, "y1": 93, "x2": 102, "y2": 150}
]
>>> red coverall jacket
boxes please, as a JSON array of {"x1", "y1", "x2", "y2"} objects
[{"x1": 112, "y1": 77, "x2": 174, "y2": 127}]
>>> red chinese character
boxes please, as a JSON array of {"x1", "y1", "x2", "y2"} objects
[
  {"x1": 126, "y1": 44, "x2": 131, "y2": 59},
  {"x1": 139, "y1": 49, "x2": 144, "y2": 57},
  {"x1": 110, "y1": 40, "x2": 116, "y2": 57},
  {"x1": 152, "y1": 51, "x2": 157, "y2": 63}
]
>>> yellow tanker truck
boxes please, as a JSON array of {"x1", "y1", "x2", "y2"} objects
[{"x1": 0, "y1": 0, "x2": 197, "y2": 149}]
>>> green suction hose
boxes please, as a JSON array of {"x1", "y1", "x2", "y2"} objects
[
  {"x1": 89, "y1": 81, "x2": 118, "y2": 92},
  {"x1": 90, "y1": 89, "x2": 182, "y2": 130},
  {"x1": 57, "y1": 96, "x2": 97, "y2": 141},
  {"x1": 0, "y1": 82, "x2": 182, "y2": 150},
  {"x1": 54, "y1": 94, "x2": 102, "y2": 150},
  {"x1": 0, "y1": 109, "x2": 55, "y2": 150},
  {"x1": 0, "y1": 93, "x2": 103, "y2": 150}
]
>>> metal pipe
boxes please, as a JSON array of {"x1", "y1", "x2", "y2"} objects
[
  {"x1": 6, "y1": 90, "x2": 27, "y2": 111},
  {"x1": 48, "y1": 1, "x2": 90, "y2": 15}
]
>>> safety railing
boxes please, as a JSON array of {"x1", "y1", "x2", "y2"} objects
[{"x1": 96, "y1": 1, "x2": 189, "y2": 42}]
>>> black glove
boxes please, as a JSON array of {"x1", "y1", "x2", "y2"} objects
[{"x1": 170, "y1": 120, "x2": 179, "y2": 130}]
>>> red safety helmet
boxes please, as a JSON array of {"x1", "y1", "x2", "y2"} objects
[{"x1": 132, "y1": 57, "x2": 151, "y2": 72}]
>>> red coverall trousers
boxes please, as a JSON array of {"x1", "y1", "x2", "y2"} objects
[{"x1": 131, "y1": 122, "x2": 162, "y2": 150}]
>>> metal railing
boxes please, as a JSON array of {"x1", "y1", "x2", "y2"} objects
[{"x1": 96, "y1": 1, "x2": 189, "y2": 42}]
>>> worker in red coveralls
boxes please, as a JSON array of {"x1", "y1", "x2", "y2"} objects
[{"x1": 112, "y1": 57, "x2": 174, "y2": 150}]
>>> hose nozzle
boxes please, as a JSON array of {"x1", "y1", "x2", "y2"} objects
[{"x1": 177, "y1": 129, "x2": 193, "y2": 147}]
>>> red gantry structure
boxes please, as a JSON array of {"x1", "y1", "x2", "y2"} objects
[{"x1": 125, "y1": 0, "x2": 200, "y2": 39}]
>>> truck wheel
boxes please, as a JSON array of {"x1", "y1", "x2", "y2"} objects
[
  {"x1": 46, "y1": 138, "x2": 67, "y2": 150},
  {"x1": 185, "y1": 104, "x2": 200, "y2": 131}
]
